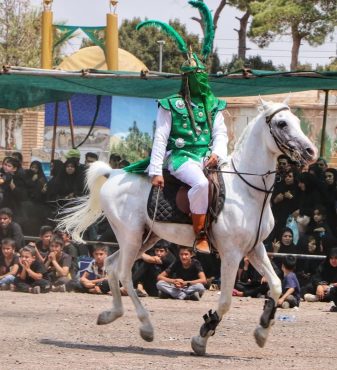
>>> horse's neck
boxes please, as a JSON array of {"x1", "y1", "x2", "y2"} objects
[{"x1": 232, "y1": 115, "x2": 277, "y2": 192}]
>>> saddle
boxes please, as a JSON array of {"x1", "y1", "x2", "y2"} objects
[{"x1": 147, "y1": 168, "x2": 226, "y2": 226}]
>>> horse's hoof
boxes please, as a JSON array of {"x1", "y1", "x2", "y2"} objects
[
  {"x1": 140, "y1": 325, "x2": 154, "y2": 342},
  {"x1": 191, "y1": 336, "x2": 206, "y2": 356},
  {"x1": 254, "y1": 325, "x2": 268, "y2": 348},
  {"x1": 97, "y1": 310, "x2": 123, "y2": 325}
]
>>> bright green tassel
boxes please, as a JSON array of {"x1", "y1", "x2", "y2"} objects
[
  {"x1": 136, "y1": 20, "x2": 188, "y2": 55},
  {"x1": 188, "y1": 0, "x2": 214, "y2": 59}
]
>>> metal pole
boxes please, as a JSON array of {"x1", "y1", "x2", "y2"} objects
[
  {"x1": 320, "y1": 90, "x2": 329, "y2": 157},
  {"x1": 157, "y1": 40, "x2": 165, "y2": 72},
  {"x1": 51, "y1": 102, "x2": 59, "y2": 162},
  {"x1": 41, "y1": 1, "x2": 53, "y2": 69},
  {"x1": 66, "y1": 100, "x2": 75, "y2": 148}
]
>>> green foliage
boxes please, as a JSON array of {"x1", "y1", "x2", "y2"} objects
[
  {"x1": 119, "y1": 18, "x2": 201, "y2": 73},
  {"x1": 209, "y1": 49, "x2": 222, "y2": 73},
  {"x1": 0, "y1": 0, "x2": 41, "y2": 67},
  {"x1": 249, "y1": 0, "x2": 337, "y2": 47},
  {"x1": 225, "y1": 54, "x2": 277, "y2": 72},
  {"x1": 110, "y1": 121, "x2": 152, "y2": 162},
  {"x1": 325, "y1": 59, "x2": 337, "y2": 72}
]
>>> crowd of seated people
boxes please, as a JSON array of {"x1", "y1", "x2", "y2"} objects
[{"x1": 0, "y1": 150, "x2": 336, "y2": 311}]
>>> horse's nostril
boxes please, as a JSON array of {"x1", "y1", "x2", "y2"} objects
[{"x1": 306, "y1": 148, "x2": 314, "y2": 156}]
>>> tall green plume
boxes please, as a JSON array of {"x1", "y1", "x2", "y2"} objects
[
  {"x1": 136, "y1": 20, "x2": 188, "y2": 55},
  {"x1": 188, "y1": 0, "x2": 214, "y2": 59}
]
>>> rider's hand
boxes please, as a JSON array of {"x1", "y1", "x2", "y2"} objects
[
  {"x1": 205, "y1": 153, "x2": 218, "y2": 168},
  {"x1": 151, "y1": 175, "x2": 164, "y2": 188}
]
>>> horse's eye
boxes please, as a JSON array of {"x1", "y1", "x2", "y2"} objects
[{"x1": 277, "y1": 120, "x2": 287, "y2": 129}]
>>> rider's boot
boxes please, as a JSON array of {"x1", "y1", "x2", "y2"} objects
[{"x1": 191, "y1": 214, "x2": 210, "y2": 254}]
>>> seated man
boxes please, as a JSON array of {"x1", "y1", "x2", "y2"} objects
[
  {"x1": 148, "y1": 54, "x2": 228, "y2": 254},
  {"x1": 132, "y1": 240, "x2": 176, "y2": 297},
  {"x1": 157, "y1": 246, "x2": 206, "y2": 301}
]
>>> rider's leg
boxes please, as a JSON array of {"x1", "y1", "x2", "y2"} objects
[{"x1": 171, "y1": 160, "x2": 210, "y2": 254}]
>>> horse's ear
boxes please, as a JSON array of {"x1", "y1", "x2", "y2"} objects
[
  {"x1": 282, "y1": 93, "x2": 292, "y2": 106},
  {"x1": 258, "y1": 96, "x2": 269, "y2": 111}
]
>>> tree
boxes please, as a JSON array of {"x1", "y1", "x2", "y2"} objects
[
  {"x1": 119, "y1": 18, "x2": 201, "y2": 73},
  {"x1": 0, "y1": 0, "x2": 41, "y2": 67},
  {"x1": 226, "y1": 54, "x2": 278, "y2": 72},
  {"x1": 111, "y1": 121, "x2": 152, "y2": 162},
  {"x1": 249, "y1": 0, "x2": 337, "y2": 70}
]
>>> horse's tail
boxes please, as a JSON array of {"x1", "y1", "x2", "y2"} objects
[{"x1": 57, "y1": 161, "x2": 112, "y2": 243}]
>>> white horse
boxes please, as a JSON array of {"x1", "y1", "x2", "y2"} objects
[{"x1": 59, "y1": 99, "x2": 316, "y2": 356}]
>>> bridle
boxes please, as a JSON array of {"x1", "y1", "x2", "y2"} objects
[
  {"x1": 266, "y1": 106, "x2": 303, "y2": 165},
  {"x1": 223, "y1": 106, "x2": 300, "y2": 250}
]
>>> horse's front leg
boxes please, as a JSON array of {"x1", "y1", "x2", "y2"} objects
[
  {"x1": 191, "y1": 252, "x2": 241, "y2": 356},
  {"x1": 248, "y1": 242, "x2": 282, "y2": 348}
]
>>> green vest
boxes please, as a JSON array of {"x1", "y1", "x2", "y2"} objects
[{"x1": 159, "y1": 94, "x2": 226, "y2": 170}]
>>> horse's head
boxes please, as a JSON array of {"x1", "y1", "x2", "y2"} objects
[{"x1": 259, "y1": 97, "x2": 317, "y2": 165}]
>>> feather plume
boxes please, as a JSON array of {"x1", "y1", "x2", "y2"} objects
[
  {"x1": 188, "y1": 0, "x2": 214, "y2": 59},
  {"x1": 136, "y1": 20, "x2": 188, "y2": 54}
]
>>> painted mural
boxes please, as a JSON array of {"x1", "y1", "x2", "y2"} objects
[{"x1": 0, "y1": 113, "x2": 22, "y2": 151}]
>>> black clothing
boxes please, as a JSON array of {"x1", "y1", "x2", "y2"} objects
[
  {"x1": 297, "y1": 173, "x2": 322, "y2": 217},
  {"x1": 0, "y1": 222, "x2": 25, "y2": 251},
  {"x1": 311, "y1": 259, "x2": 337, "y2": 290},
  {"x1": 0, "y1": 254, "x2": 19, "y2": 275},
  {"x1": 165, "y1": 258, "x2": 203, "y2": 281},
  {"x1": 132, "y1": 250, "x2": 176, "y2": 296},
  {"x1": 17, "y1": 260, "x2": 49, "y2": 284}
]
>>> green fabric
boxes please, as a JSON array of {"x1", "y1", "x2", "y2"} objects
[
  {"x1": 123, "y1": 157, "x2": 150, "y2": 174},
  {"x1": 54, "y1": 25, "x2": 106, "y2": 50},
  {"x1": 1, "y1": 70, "x2": 337, "y2": 110},
  {"x1": 187, "y1": 71, "x2": 216, "y2": 112},
  {"x1": 180, "y1": 53, "x2": 206, "y2": 73},
  {"x1": 166, "y1": 95, "x2": 212, "y2": 170}
]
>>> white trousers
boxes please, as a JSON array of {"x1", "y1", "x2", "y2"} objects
[{"x1": 169, "y1": 159, "x2": 208, "y2": 214}]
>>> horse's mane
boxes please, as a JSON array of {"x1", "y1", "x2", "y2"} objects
[{"x1": 232, "y1": 115, "x2": 259, "y2": 162}]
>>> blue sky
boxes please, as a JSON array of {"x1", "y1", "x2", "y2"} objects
[
  {"x1": 111, "y1": 97, "x2": 157, "y2": 137},
  {"x1": 30, "y1": 0, "x2": 337, "y2": 69}
]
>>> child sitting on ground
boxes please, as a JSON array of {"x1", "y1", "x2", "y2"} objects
[
  {"x1": 67, "y1": 244, "x2": 110, "y2": 294},
  {"x1": 277, "y1": 255, "x2": 301, "y2": 309},
  {"x1": 29, "y1": 225, "x2": 54, "y2": 264},
  {"x1": 45, "y1": 236, "x2": 72, "y2": 292},
  {"x1": 0, "y1": 238, "x2": 19, "y2": 289},
  {"x1": 13, "y1": 245, "x2": 50, "y2": 293}
]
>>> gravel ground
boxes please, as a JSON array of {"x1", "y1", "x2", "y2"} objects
[{"x1": 0, "y1": 290, "x2": 336, "y2": 370}]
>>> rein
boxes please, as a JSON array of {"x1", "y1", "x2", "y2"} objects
[
  {"x1": 210, "y1": 160, "x2": 275, "y2": 250},
  {"x1": 208, "y1": 108, "x2": 292, "y2": 250}
]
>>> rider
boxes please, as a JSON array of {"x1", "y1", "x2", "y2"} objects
[
  {"x1": 137, "y1": 2, "x2": 228, "y2": 254},
  {"x1": 148, "y1": 55, "x2": 228, "y2": 254}
]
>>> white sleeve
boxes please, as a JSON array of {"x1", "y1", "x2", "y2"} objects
[
  {"x1": 148, "y1": 107, "x2": 172, "y2": 176},
  {"x1": 211, "y1": 111, "x2": 228, "y2": 162}
]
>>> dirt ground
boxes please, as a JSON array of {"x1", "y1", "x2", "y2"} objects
[{"x1": 0, "y1": 290, "x2": 336, "y2": 370}]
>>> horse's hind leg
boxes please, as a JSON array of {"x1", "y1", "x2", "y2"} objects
[
  {"x1": 248, "y1": 242, "x2": 282, "y2": 348},
  {"x1": 117, "y1": 237, "x2": 154, "y2": 342},
  {"x1": 97, "y1": 250, "x2": 124, "y2": 325}
]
